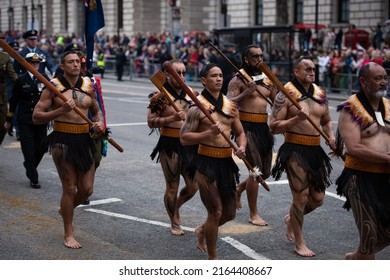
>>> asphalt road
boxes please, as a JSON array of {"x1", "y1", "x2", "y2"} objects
[{"x1": 1, "y1": 75, "x2": 389, "y2": 263}]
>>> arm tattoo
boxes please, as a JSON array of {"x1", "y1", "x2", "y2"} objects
[
  {"x1": 181, "y1": 107, "x2": 200, "y2": 134},
  {"x1": 272, "y1": 93, "x2": 286, "y2": 118},
  {"x1": 227, "y1": 82, "x2": 239, "y2": 98},
  {"x1": 90, "y1": 99, "x2": 104, "y2": 122}
]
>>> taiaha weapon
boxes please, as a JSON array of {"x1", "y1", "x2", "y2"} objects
[
  {"x1": 163, "y1": 61, "x2": 270, "y2": 192},
  {"x1": 257, "y1": 61, "x2": 332, "y2": 144},
  {"x1": 0, "y1": 39, "x2": 124, "y2": 153},
  {"x1": 208, "y1": 41, "x2": 273, "y2": 107},
  {"x1": 150, "y1": 70, "x2": 181, "y2": 112}
]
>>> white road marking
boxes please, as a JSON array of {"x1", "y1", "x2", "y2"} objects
[
  {"x1": 77, "y1": 198, "x2": 123, "y2": 207},
  {"x1": 267, "y1": 179, "x2": 289, "y2": 185},
  {"x1": 221, "y1": 237, "x2": 270, "y2": 260},
  {"x1": 84, "y1": 208, "x2": 270, "y2": 260},
  {"x1": 326, "y1": 190, "x2": 346, "y2": 201},
  {"x1": 266, "y1": 179, "x2": 346, "y2": 201}
]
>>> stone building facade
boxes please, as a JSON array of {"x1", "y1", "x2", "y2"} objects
[{"x1": 0, "y1": 0, "x2": 388, "y2": 38}]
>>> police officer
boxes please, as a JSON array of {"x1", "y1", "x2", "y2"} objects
[
  {"x1": 13, "y1": 29, "x2": 55, "y2": 76},
  {"x1": 0, "y1": 48, "x2": 18, "y2": 145},
  {"x1": 5, "y1": 53, "x2": 50, "y2": 189}
]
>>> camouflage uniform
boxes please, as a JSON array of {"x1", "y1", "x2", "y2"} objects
[{"x1": 0, "y1": 51, "x2": 18, "y2": 145}]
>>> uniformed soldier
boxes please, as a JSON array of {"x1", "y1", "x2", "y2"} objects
[
  {"x1": 13, "y1": 29, "x2": 56, "y2": 76},
  {"x1": 5, "y1": 53, "x2": 50, "y2": 189},
  {"x1": 0, "y1": 49, "x2": 18, "y2": 145}
]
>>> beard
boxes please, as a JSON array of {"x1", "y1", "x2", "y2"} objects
[{"x1": 374, "y1": 90, "x2": 387, "y2": 98}]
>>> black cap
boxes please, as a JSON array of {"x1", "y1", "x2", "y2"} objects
[
  {"x1": 223, "y1": 42, "x2": 236, "y2": 48},
  {"x1": 23, "y1": 29, "x2": 39, "y2": 40},
  {"x1": 64, "y1": 43, "x2": 83, "y2": 53},
  {"x1": 8, "y1": 41, "x2": 19, "y2": 50}
]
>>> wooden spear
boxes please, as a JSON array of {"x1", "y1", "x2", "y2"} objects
[
  {"x1": 163, "y1": 61, "x2": 270, "y2": 191},
  {"x1": 208, "y1": 41, "x2": 273, "y2": 107},
  {"x1": 0, "y1": 39, "x2": 124, "y2": 153}
]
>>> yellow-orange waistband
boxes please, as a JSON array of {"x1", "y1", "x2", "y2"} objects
[
  {"x1": 53, "y1": 121, "x2": 90, "y2": 134},
  {"x1": 345, "y1": 155, "x2": 390, "y2": 173},
  {"x1": 239, "y1": 111, "x2": 268, "y2": 123},
  {"x1": 284, "y1": 132, "x2": 320, "y2": 146},
  {"x1": 160, "y1": 127, "x2": 180, "y2": 138},
  {"x1": 198, "y1": 144, "x2": 232, "y2": 158}
]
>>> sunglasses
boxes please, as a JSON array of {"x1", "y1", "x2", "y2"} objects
[{"x1": 175, "y1": 70, "x2": 186, "y2": 76}]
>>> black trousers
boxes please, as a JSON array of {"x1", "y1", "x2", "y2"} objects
[{"x1": 19, "y1": 123, "x2": 47, "y2": 183}]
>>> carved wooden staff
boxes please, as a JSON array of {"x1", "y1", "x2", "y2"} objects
[
  {"x1": 163, "y1": 61, "x2": 270, "y2": 191},
  {"x1": 150, "y1": 70, "x2": 181, "y2": 112},
  {"x1": 257, "y1": 61, "x2": 331, "y2": 143},
  {"x1": 0, "y1": 39, "x2": 124, "y2": 152},
  {"x1": 208, "y1": 41, "x2": 273, "y2": 107}
]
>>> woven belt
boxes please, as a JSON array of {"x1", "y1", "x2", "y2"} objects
[
  {"x1": 160, "y1": 127, "x2": 180, "y2": 138},
  {"x1": 239, "y1": 111, "x2": 268, "y2": 123},
  {"x1": 345, "y1": 155, "x2": 390, "y2": 173},
  {"x1": 198, "y1": 144, "x2": 232, "y2": 158},
  {"x1": 53, "y1": 121, "x2": 90, "y2": 134},
  {"x1": 284, "y1": 132, "x2": 320, "y2": 146}
]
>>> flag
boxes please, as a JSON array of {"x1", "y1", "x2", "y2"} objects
[{"x1": 85, "y1": 0, "x2": 105, "y2": 69}]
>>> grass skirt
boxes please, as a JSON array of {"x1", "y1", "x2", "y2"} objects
[
  {"x1": 272, "y1": 142, "x2": 332, "y2": 192},
  {"x1": 241, "y1": 121, "x2": 274, "y2": 166},
  {"x1": 189, "y1": 154, "x2": 239, "y2": 194},
  {"x1": 336, "y1": 169, "x2": 390, "y2": 229},
  {"x1": 42, "y1": 131, "x2": 96, "y2": 172}
]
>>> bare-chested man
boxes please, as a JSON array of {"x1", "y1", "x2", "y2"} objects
[
  {"x1": 180, "y1": 63, "x2": 246, "y2": 260},
  {"x1": 269, "y1": 56, "x2": 336, "y2": 257},
  {"x1": 335, "y1": 62, "x2": 390, "y2": 260},
  {"x1": 33, "y1": 51, "x2": 105, "y2": 249},
  {"x1": 147, "y1": 59, "x2": 198, "y2": 236},
  {"x1": 227, "y1": 44, "x2": 276, "y2": 226}
]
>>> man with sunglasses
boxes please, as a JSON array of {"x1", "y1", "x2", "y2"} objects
[
  {"x1": 270, "y1": 56, "x2": 336, "y2": 257},
  {"x1": 13, "y1": 29, "x2": 55, "y2": 76},
  {"x1": 227, "y1": 44, "x2": 276, "y2": 227}
]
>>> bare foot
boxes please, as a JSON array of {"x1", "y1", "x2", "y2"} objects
[
  {"x1": 195, "y1": 226, "x2": 207, "y2": 253},
  {"x1": 236, "y1": 188, "x2": 243, "y2": 210},
  {"x1": 249, "y1": 214, "x2": 268, "y2": 226},
  {"x1": 345, "y1": 252, "x2": 356, "y2": 260},
  {"x1": 294, "y1": 243, "x2": 316, "y2": 257},
  {"x1": 64, "y1": 236, "x2": 82, "y2": 249},
  {"x1": 171, "y1": 224, "x2": 184, "y2": 236},
  {"x1": 284, "y1": 214, "x2": 295, "y2": 241},
  {"x1": 345, "y1": 251, "x2": 374, "y2": 260}
]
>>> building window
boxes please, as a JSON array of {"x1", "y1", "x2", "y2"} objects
[
  {"x1": 61, "y1": 0, "x2": 68, "y2": 31},
  {"x1": 255, "y1": 0, "x2": 263, "y2": 25},
  {"x1": 22, "y1": 6, "x2": 28, "y2": 30},
  {"x1": 8, "y1": 7, "x2": 14, "y2": 31},
  {"x1": 294, "y1": 0, "x2": 303, "y2": 23},
  {"x1": 117, "y1": 0, "x2": 123, "y2": 30},
  {"x1": 338, "y1": 0, "x2": 349, "y2": 23},
  {"x1": 37, "y1": 5, "x2": 43, "y2": 31}
]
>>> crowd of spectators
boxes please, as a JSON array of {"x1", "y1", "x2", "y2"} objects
[{"x1": 1, "y1": 20, "x2": 389, "y2": 93}]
